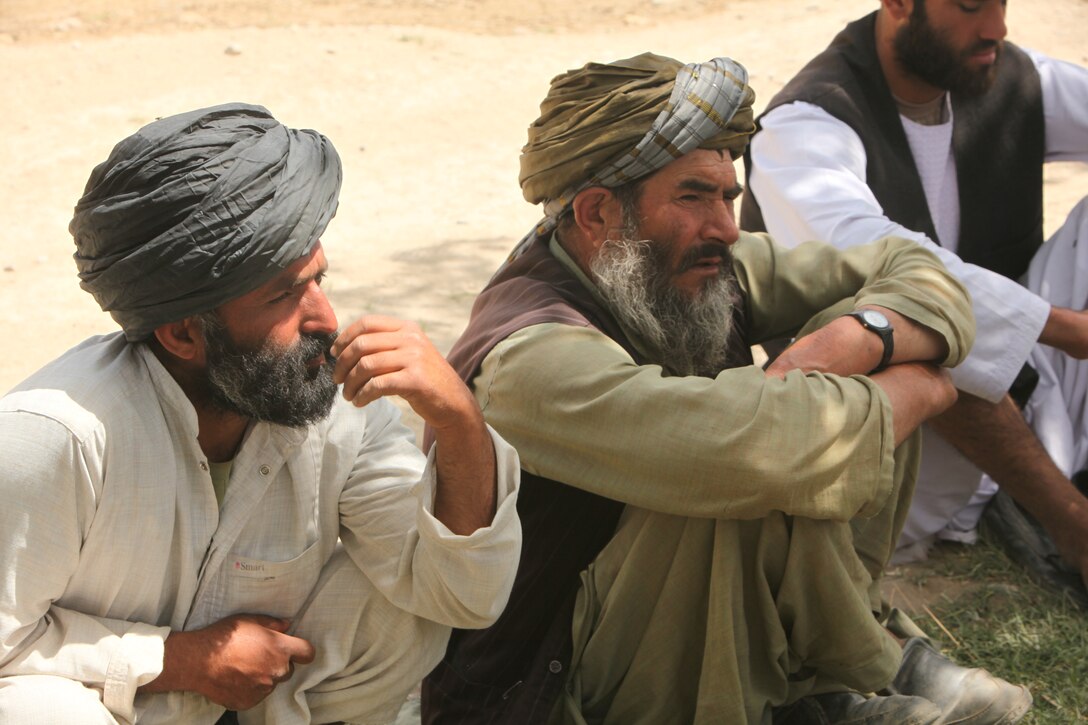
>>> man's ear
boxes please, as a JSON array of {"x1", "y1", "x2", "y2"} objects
[
  {"x1": 570, "y1": 187, "x2": 625, "y2": 250},
  {"x1": 153, "y1": 317, "x2": 205, "y2": 363}
]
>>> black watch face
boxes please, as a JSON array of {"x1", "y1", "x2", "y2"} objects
[{"x1": 859, "y1": 309, "x2": 889, "y2": 329}]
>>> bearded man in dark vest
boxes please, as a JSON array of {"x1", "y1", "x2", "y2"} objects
[
  {"x1": 743, "y1": 0, "x2": 1088, "y2": 605},
  {"x1": 422, "y1": 51, "x2": 1029, "y2": 725}
]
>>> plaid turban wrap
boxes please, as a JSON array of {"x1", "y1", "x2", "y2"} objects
[
  {"x1": 70, "y1": 102, "x2": 342, "y2": 341},
  {"x1": 504, "y1": 53, "x2": 755, "y2": 264}
]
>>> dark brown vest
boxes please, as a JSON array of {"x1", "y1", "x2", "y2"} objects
[
  {"x1": 422, "y1": 236, "x2": 750, "y2": 724},
  {"x1": 741, "y1": 11, "x2": 1045, "y2": 281}
]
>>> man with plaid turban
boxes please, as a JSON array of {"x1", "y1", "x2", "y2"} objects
[
  {"x1": 0, "y1": 103, "x2": 522, "y2": 724},
  {"x1": 420, "y1": 53, "x2": 1021, "y2": 723}
]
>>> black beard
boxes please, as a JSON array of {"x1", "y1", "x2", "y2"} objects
[
  {"x1": 893, "y1": 5, "x2": 1001, "y2": 98},
  {"x1": 201, "y1": 318, "x2": 339, "y2": 428}
]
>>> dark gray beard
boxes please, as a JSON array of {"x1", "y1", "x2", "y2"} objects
[
  {"x1": 590, "y1": 236, "x2": 740, "y2": 377},
  {"x1": 200, "y1": 314, "x2": 339, "y2": 427},
  {"x1": 893, "y1": 5, "x2": 1000, "y2": 98}
]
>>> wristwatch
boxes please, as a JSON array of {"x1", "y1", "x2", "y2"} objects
[{"x1": 843, "y1": 309, "x2": 894, "y2": 373}]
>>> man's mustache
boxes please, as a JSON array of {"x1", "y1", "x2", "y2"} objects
[
  {"x1": 968, "y1": 39, "x2": 1001, "y2": 56},
  {"x1": 301, "y1": 330, "x2": 339, "y2": 366},
  {"x1": 676, "y1": 243, "x2": 733, "y2": 273}
]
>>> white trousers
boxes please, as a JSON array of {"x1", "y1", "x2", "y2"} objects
[
  {"x1": 0, "y1": 546, "x2": 448, "y2": 725},
  {"x1": 897, "y1": 195, "x2": 1088, "y2": 556}
]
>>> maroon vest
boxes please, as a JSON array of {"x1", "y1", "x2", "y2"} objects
[
  {"x1": 422, "y1": 236, "x2": 750, "y2": 724},
  {"x1": 741, "y1": 12, "x2": 1045, "y2": 282}
]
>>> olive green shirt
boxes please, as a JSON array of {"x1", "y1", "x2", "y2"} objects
[
  {"x1": 473, "y1": 232, "x2": 973, "y2": 524},
  {"x1": 470, "y1": 231, "x2": 973, "y2": 724}
]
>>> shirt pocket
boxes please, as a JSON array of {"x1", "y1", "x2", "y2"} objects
[{"x1": 223, "y1": 540, "x2": 325, "y2": 619}]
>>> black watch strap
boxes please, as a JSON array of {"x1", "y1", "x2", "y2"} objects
[{"x1": 843, "y1": 310, "x2": 894, "y2": 374}]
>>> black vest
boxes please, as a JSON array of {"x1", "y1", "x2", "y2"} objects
[
  {"x1": 422, "y1": 236, "x2": 750, "y2": 724},
  {"x1": 741, "y1": 11, "x2": 1045, "y2": 281}
]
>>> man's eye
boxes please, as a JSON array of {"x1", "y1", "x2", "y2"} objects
[
  {"x1": 269, "y1": 291, "x2": 294, "y2": 304},
  {"x1": 958, "y1": 2, "x2": 982, "y2": 12}
]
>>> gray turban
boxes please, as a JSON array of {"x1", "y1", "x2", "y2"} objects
[{"x1": 71, "y1": 102, "x2": 342, "y2": 340}]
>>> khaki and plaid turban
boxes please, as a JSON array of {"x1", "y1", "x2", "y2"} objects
[
  {"x1": 506, "y1": 53, "x2": 754, "y2": 264},
  {"x1": 70, "y1": 103, "x2": 342, "y2": 341}
]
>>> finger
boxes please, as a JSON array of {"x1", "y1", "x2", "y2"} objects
[
  {"x1": 282, "y1": 634, "x2": 317, "y2": 664},
  {"x1": 331, "y1": 315, "x2": 412, "y2": 357},
  {"x1": 333, "y1": 331, "x2": 423, "y2": 385},
  {"x1": 334, "y1": 330, "x2": 413, "y2": 369},
  {"x1": 348, "y1": 370, "x2": 404, "y2": 410},
  {"x1": 347, "y1": 362, "x2": 441, "y2": 408},
  {"x1": 341, "y1": 349, "x2": 427, "y2": 402},
  {"x1": 350, "y1": 369, "x2": 448, "y2": 421}
]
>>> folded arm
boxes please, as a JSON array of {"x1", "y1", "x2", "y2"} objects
[{"x1": 747, "y1": 102, "x2": 1048, "y2": 401}]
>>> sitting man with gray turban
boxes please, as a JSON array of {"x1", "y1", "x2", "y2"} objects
[
  {"x1": 421, "y1": 54, "x2": 1025, "y2": 723},
  {"x1": 0, "y1": 103, "x2": 521, "y2": 725}
]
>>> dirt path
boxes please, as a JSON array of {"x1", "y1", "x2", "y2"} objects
[{"x1": 2, "y1": 0, "x2": 1084, "y2": 391}]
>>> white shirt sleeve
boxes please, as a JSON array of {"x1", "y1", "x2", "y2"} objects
[
  {"x1": 0, "y1": 411, "x2": 169, "y2": 723},
  {"x1": 336, "y1": 400, "x2": 521, "y2": 630},
  {"x1": 1024, "y1": 48, "x2": 1088, "y2": 162},
  {"x1": 747, "y1": 101, "x2": 1051, "y2": 402}
]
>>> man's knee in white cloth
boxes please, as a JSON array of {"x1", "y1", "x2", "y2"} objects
[
  {"x1": 1023, "y1": 194, "x2": 1088, "y2": 478},
  {"x1": 239, "y1": 545, "x2": 450, "y2": 725},
  {"x1": 0, "y1": 674, "x2": 120, "y2": 724}
]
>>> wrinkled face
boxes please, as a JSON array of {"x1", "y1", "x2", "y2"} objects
[
  {"x1": 621, "y1": 148, "x2": 743, "y2": 300},
  {"x1": 200, "y1": 243, "x2": 341, "y2": 426},
  {"x1": 894, "y1": 0, "x2": 1008, "y2": 97},
  {"x1": 588, "y1": 149, "x2": 743, "y2": 377}
]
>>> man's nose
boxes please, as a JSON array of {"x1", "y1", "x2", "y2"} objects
[
  {"x1": 706, "y1": 202, "x2": 741, "y2": 246},
  {"x1": 302, "y1": 287, "x2": 338, "y2": 336},
  {"x1": 980, "y1": 1, "x2": 1008, "y2": 41}
]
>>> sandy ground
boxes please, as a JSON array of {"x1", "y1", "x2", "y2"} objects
[
  {"x1": 2, "y1": 0, "x2": 1086, "y2": 395},
  {"x1": 1, "y1": 0, "x2": 1086, "y2": 630}
]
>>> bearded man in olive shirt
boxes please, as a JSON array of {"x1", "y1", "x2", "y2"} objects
[{"x1": 423, "y1": 53, "x2": 1029, "y2": 724}]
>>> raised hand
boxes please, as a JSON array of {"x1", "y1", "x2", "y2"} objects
[
  {"x1": 330, "y1": 315, "x2": 481, "y2": 433},
  {"x1": 331, "y1": 314, "x2": 497, "y2": 535}
]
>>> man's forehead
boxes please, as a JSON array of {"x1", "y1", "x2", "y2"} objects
[
  {"x1": 273, "y1": 244, "x2": 328, "y2": 286},
  {"x1": 227, "y1": 243, "x2": 327, "y2": 305},
  {"x1": 647, "y1": 149, "x2": 738, "y2": 188}
]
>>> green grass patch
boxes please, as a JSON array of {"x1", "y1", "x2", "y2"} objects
[{"x1": 906, "y1": 541, "x2": 1088, "y2": 723}]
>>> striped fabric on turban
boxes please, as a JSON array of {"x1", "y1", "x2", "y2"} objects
[
  {"x1": 505, "y1": 53, "x2": 755, "y2": 264},
  {"x1": 70, "y1": 102, "x2": 342, "y2": 341}
]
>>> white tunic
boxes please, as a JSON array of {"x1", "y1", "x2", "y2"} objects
[
  {"x1": 747, "y1": 48, "x2": 1088, "y2": 551},
  {"x1": 0, "y1": 334, "x2": 522, "y2": 723}
]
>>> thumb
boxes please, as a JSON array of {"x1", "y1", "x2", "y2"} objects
[{"x1": 282, "y1": 633, "x2": 317, "y2": 664}]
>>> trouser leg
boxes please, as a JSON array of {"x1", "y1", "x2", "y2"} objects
[
  {"x1": 240, "y1": 545, "x2": 450, "y2": 725},
  {"x1": 851, "y1": 428, "x2": 923, "y2": 614},
  {"x1": 778, "y1": 431, "x2": 920, "y2": 691},
  {"x1": 0, "y1": 674, "x2": 120, "y2": 724},
  {"x1": 564, "y1": 472, "x2": 914, "y2": 724}
]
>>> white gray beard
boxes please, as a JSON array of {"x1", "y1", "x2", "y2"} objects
[{"x1": 590, "y1": 237, "x2": 740, "y2": 377}]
